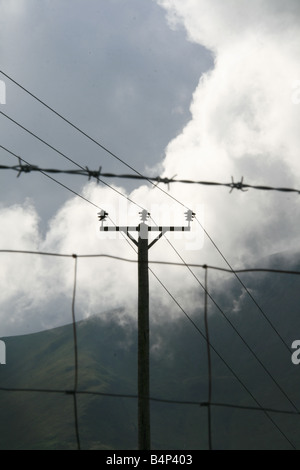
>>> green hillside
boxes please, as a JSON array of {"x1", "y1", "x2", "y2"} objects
[
  {"x1": 1, "y1": 252, "x2": 300, "y2": 450},
  {"x1": 0, "y1": 316, "x2": 209, "y2": 450}
]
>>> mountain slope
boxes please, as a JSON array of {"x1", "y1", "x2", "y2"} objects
[{"x1": 0, "y1": 316, "x2": 208, "y2": 450}]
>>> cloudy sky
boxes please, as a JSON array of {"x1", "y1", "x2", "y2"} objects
[{"x1": 1, "y1": 0, "x2": 300, "y2": 337}]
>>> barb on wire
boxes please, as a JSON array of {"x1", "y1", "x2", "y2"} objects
[
  {"x1": 1, "y1": 155, "x2": 300, "y2": 195},
  {"x1": 229, "y1": 176, "x2": 248, "y2": 193},
  {"x1": 86, "y1": 166, "x2": 102, "y2": 183},
  {"x1": 152, "y1": 174, "x2": 177, "y2": 191},
  {"x1": 16, "y1": 158, "x2": 39, "y2": 177}
]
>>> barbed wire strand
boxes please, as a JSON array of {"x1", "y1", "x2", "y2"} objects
[
  {"x1": 4, "y1": 119, "x2": 278, "y2": 404},
  {"x1": 0, "y1": 70, "x2": 153, "y2": 176},
  {"x1": 0, "y1": 71, "x2": 191, "y2": 210},
  {"x1": 1, "y1": 74, "x2": 298, "y2": 444},
  {"x1": 2, "y1": 141, "x2": 276, "y2": 390},
  {"x1": 2, "y1": 141, "x2": 291, "y2": 370},
  {"x1": 3, "y1": 72, "x2": 299, "y2": 203},
  {"x1": 1, "y1": 71, "x2": 298, "y2": 448},
  {"x1": 1, "y1": 160, "x2": 300, "y2": 195},
  {"x1": 0, "y1": 118, "x2": 145, "y2": 211},
  {"x1": 0, "y1": 145, "x2": 139, "y2": 256},
  {"x1": 1, "y1": 142, "x2": 291, "y2": 366},
  {"x1": 1, "y1": 137, "x2": 289, "y2": 373},
  {"x1": 0, "y1": 141, "x2": 294, "y2": 378},
  {"x1": 0, "y1": 72, "x2": 294, "y2": 362}
]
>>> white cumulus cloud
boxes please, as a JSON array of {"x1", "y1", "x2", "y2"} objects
[{"x1": 1, "y1": 0, "x2": 300, "y2": 336}]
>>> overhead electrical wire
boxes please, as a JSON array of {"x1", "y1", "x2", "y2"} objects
[
  {"x1": 0, "y1": 139, "x2": 293, "y2": 366},
  {"x1": 154, "y1": 236, "x2": 299, "y2": 413},
  {"x1": 0, "y1": 145, "x2": 139, "y2": 255},
  {"x1": 144, "y1": 266, "x2": 297, "y2": 449},
  {"x1": 0, "y1": 114, "x2": 145, "y2": 211},
  {"x1": 1, "y1": 102, "x2": 288, "y2": 367},
  {"x1": 1, "y1": 72, "x2": 298, "y2": 446},
  {"x1": 1, "y1": 250, "x2": 298, "y2": 416},
  {"x1": 0, "y1": 138, "x2": 296, "y2": 407},
  {"x1": 0, "y1": 252, "x2": 297, "y2": 448},
  {"x1": 195, "y1": 215, "x2": 292, "y2": 354},
  {"x1": 0, "y1": 71, "x2": 284, "y2": 355},
  {"x1": 0, "y1": 70, "x2": 190, "y2": 210},
  {"x1": 1, "y1": 116, "x2": 295, "y2": 417}
]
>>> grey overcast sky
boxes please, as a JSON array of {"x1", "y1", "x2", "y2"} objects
[
  {"x1": 0, "y1": 0, "x2": 212, "y2": 222},
  {"x1": 1, "y1": 0, "x2": 300, "y2": 336}
]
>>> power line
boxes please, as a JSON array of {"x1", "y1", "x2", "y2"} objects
[
  {"x1": 2, "y1": 142, "x2": 282, "y2": 361},
  {"x1": 0, "y1": 146, "x2": 140, "y2": 255},
  {"x1": 0, "y1": 249, "x2": 297, "y2": 449},
  {"x1": 0, "y1": 70, "x2": 190, "y2": 210},
  {"x1": 0, "y1": 70, "x2": 149, "y2": 175},
  {"x1": 154, "y1": 237, "x2": 300, "y2": 414},
  {"x1": 147, "y1": 266, "x2": 296, "y2": 449},
  {"x1": 1, "y1": 92, "x2": 286, "y2": 368},
  {"x1": 2, "y1": 249, "x2": 296, "y2": 405},
  {"x1": 0, "y1": 119, "x2": 145, "y2": 211},
  {"x1": 115, "y1": 232, "x2": 300, "y2": 432},
  {"x1": 2, "y1": 76, "x2": 297, "y2": 420},
  {"x1": 3, "y1": 69, "x2": 300, "y2": 203},
  {"x1": 0, "y1": 71, "x2": 295, "y2": 359},
  {"x1": 195, "y1": 216, "x2": 292, "y2": 355},
  {"x1": 3, "y1": 139, "x2": 279, "y2": 380},
  {"x1": 1, "y1": 71, "x2": 298, "y2": 449},
  {"x1": 2, "y1": 135, "x2": 286, "y2": 374},
  {"x1": 0, "y1": 145, "x2": 104, "y2": 211},
  {"x1": 148, "y1": 215, "x2": 287, "y2": 412}
]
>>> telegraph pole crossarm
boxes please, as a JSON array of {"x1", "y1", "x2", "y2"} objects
[{"x1": 98, "y1": 208, "x2": 195, "y2": 450}]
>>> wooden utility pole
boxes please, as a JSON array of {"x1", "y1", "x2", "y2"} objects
[
  {"x1": 138, "y1": 223, "x2": 150, "y2": 450},
  {"x1": 99, "y1": 209, "x2": 195, "y2": 450}
]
